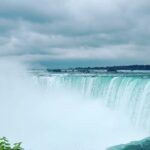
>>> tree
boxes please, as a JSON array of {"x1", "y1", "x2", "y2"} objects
[{"x1": 0, "y1": 137, "x2": 24, "y2": 150}]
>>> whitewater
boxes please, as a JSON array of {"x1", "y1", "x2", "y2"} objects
[{"x1": 0, "y1": 61, "x2": 149, "y2": 150}]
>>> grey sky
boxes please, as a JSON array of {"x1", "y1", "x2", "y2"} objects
[{"x1": 0, "y1": 0, "x2": 150, "y2": 66}]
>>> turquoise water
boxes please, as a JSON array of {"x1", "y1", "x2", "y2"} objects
[{"x1": 35, "y1": 72, "x2": 150, "y2": 132}]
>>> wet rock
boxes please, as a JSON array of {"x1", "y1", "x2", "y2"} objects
[{"x1": 107, "y1": 137, "x2": 150, "y2": 150}]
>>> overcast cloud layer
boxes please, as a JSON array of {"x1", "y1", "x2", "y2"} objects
[{"x1": 0, "y1": 0, "x2": 150, "y2": 65}]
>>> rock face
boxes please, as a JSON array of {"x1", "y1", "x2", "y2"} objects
[{"x1": 107, "y1": 137, "x2": 150, "y2": 150}]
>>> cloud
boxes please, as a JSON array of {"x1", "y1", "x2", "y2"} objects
[{"x1": 0, "y1": 0, "x2": 150, "y2": 65}]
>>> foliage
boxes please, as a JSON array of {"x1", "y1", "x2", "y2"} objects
[{"x1": 0, "y1": 137, "x2": 24, "y2": 150}]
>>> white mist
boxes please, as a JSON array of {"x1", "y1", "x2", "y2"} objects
[{"x1": 0, "y1": 61, "x2": 148, "y2": 150}]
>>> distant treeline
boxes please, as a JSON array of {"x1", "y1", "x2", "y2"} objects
[
  {"x1": 75, "y1": 65, "x2": 150, "y2": 71},
  {"x1": 47, "y1": 65, "x2": 150, "y2": 73}
]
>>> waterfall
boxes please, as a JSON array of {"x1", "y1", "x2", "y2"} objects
[
  {"x1": 1, "y1": 61, "x2": 149, "y2": 150},
  {"x1": 35, "y1": 73, "x2": 150, "y2": 132}
]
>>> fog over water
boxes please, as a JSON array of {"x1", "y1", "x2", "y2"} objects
[{"x1": 0, "y1": 60, "x2": 148, "y2": 150}]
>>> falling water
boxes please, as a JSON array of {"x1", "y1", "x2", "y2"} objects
[
  {"x1": 35, "y1": 73, "x2": 150, "y2": 131},
  {"x1": 0, "y1": 61, "x2": 149, "y2": 150}
]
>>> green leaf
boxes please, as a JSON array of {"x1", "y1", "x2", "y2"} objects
[{"x1": 0, "y1": 137, "x2": 24, "y2": 150}]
